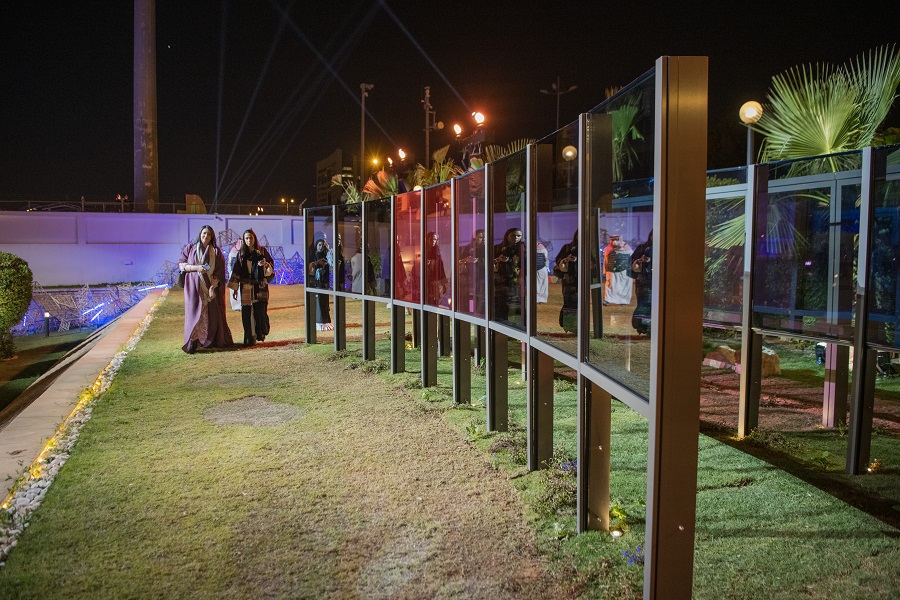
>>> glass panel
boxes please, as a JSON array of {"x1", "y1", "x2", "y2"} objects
[
  {"x1": 305, "y1": 206, "x2": 334, "y2": 328},
  {"x1": 364, "y1": 197, "x2": 392, "y2": 298},
  {"x1": 490, "y1": 151, "x2": 527, "y2": 331},
  {"x1": 707, "y1": 167, "x2": 747, "y2": 186},
  {"x1": 867, "y1": 145, "x2": 900, "y2": 349},
  {"x1": 393, "y1": 190, "x2": 421, "y2": 304},
  {"x1": 335, "y1": 204, "x2": 360, "y2": 294},
  {"x1": 767, "y1": 150, "x2": 862, "y2": 180},
  {"x1": 752, "y1": 163, "x2": 852, "y2": 339},
  {"x1": 535, "y1": 123, "x2": 581, "y2": 357},
  {"x1": 424, "y1": 182, "x2": 452, "y2": 308},
  {"x1": 585, "y1": 71, "x2": 656, "y2": 398},
  {"x1": 455, "y1": 169, "x2": 487, "y2": 318},
  {"x1": 704, "y1": 195, "x2": 746, "y2": 326},
  {"x1": 306, "y1": 207, "x2": 333, "y2": 291}
]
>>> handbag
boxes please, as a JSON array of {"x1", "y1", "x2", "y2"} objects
[{"x1": 176, "y1": 270, "x2": 186, "y2": 287}]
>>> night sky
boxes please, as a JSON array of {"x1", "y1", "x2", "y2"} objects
[{"x1": 1, "y1": 1, "x2": 896, "y2": 211}]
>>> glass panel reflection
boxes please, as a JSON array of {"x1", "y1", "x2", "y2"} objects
[
  {"x1": 490, "y1": 152, "x2": 527, "y2": 331},
  {"x1": 364, "y1": 198, "x2": 392, "y2": 298},
  {"x1": 751, "y1": 154, "x2": 860, "y2": 340},
  {"x1": 704, "y1": 195, "x2": 746, "y2": 326},
  {"x1": 455, "y1": 169, "x2": 487, "y2": 317},
  {"x1": 424, "y1": 183, "x2": 452, "y2": 308},
  {"x1": 867, "y1": 145, "x2": 900, "y2": 349},
  {"x1": 394, "y1": 191, "x2": 421, "y2": 304},
  {"x1": 336, "y1": 204, "x2": 360, "y2": 294},
  {"x1": 306, "y1": 207, "x2": 334, "y2": 328},
  {"x1": 535, "y1": 123, "x2": 581, "y2": 357},
  {"x1": 586, "y1": 72, "x2": 656, "y2": 399}
]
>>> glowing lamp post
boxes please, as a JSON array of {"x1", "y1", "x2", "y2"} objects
[
  {"x1": 739, "y1": 100, "x2": 763, "y2": 165},
  {"x1": 44, "y1": 311, "x2": 51, "y2": 337}
]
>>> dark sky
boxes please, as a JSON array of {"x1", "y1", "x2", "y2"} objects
[{"x1": 1, "y1": 1, "x2": 896, "y2": 210}]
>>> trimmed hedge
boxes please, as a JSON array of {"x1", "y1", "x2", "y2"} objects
[{"x1": 0, "y1": 252, "x2": 33, "y2": 358}]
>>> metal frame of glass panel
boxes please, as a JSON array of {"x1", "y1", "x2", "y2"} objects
[{"x1": 302, "y1": 56, "x2": 709, "y2": 599}]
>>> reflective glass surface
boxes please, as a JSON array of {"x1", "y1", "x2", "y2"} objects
[
  {"x1": 364, "y1": 197, "x2": 392, "y2": 298},
  {"x1": 336, "y1": 204, "x2": 360, "y2": 293},
  {"x1": 535, "y1": 123, "x2": 581, "y2": 357},
  {"x1": 704, "y1": 194, "x2": 746, "y2": 326},
  {"x1": 455, "y1": 169, "x2": 487, "y2": 318},
  {"x1": 767, "y1": 150, "x2": 862, "y2": 180},
  {"x1": 306, "y1": 207, "x2": 334, "y2": 291},
  {"x1": 752, "y1": 157, "x2": 859, "y2": 340},
  {"x1": 424, "y1": 182, "x2": 452, "y2": 308},
  {"x1": 393, "y1": 190, "x2": 421, "y2": 303},
  {"x1": 867, "y1": 146, "x2": 900, "y2": 349},
  {"x1": 489, "y1": 152, "x2": 527, "y2": 331},
  {"x1": 585, "y1": 72, "x2": 656, "y2": 398}
]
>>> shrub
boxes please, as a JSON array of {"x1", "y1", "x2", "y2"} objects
[{"x1": 0, "y1": 252, "x2": 33, "y2": 358}]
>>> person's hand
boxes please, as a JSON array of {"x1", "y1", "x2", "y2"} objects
[
  {"x1": 232, "y1": 290, "x2": 238, "y2": 300},
  {"x1": 208, "y1": 287, "x2": 216, "y2": 300}
]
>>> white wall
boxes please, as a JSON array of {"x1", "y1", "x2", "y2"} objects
[{"x1": 0, "y1": 212, "x2": 306, "y2": 285}]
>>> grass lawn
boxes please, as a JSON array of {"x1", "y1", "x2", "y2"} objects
[
  {"x1": 0, "y1": 329, "x2": 93, "y2": 413},
  {"x1": 0, "y1": 285, "x2": 897, "y2": 599}
]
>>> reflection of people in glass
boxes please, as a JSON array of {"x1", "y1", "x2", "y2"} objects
[
  {"x1": 393, "y1": 235, "x2": 409, "y2": 298},
  {"x1": 494, "y1": 227, "x2": 525, "y2": 321},
  {"x1": 460, "y1": 229, "x2": 486, "y2": 313},
  {"x1": 554, "y1": 230, "x2": 579, "y2": 333},
  {"x1": 307, "y1": 237, "x2": 334, "y2": 331},
  {"x1": 629, "y1": 230, "x2": 653, "y2": 335},
  {"x1": 425, "y1": 231, "x2": 449, "y2": 305},
  {"x1": 602, "y1": 234, "x2": 633, "y2": 305},
  {"x1": 228, "y1": 229, "x2": 274, "y2": 346},
  {"x1": 535, "y1": 239, "x2": 549, "y2": 304},
  {"x1": 330, "y1": 233, "x2": 346, "y2": 292}
]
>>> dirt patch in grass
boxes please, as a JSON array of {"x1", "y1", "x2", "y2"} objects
[{"x1": 202, "y1": 396, "x2": 302, "y2": 426}]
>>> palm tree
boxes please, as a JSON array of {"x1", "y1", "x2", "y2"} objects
[
  {"x1": 709, "y1": 45, "x2": 900, "y2": 251},
  {"x1": 754, "y1": 44, "x2": 900, "y2": 171},
  {"x1": 410, "y1": 145, "x2": 463, "y2": 189}
]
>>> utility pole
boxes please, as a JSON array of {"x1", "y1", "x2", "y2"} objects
[
  {"x1": 540, "y1": 76, "x2": 578, "y2": 130},
  {"x1": 423, "y1": 86, "x2": 443, "y2": 168},
  {"x1": 360, "y1": 83, "x2": 374, "y2": 181}
]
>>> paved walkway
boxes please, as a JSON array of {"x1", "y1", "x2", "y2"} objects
[{"x1": 0, "y1": 290, "x2": 164, "y2": 498}]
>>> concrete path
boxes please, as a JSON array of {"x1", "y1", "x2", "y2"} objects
[{"x1": 0, "y1": 290, "x2": 164, "y2": 498}]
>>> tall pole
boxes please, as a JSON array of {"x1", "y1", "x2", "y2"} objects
[
  {"x1": 424, "y1": 86, "x2": 431, "y2": 168},
  {"x1": 134, "y1": 0, "x2": 159, "y2": 213},
  {"x1": 360, "y1": 83, "x2": 373, "y2": 182},
  {"x1": 540, "y1": 76, "x2": 577, "y2": 130}
]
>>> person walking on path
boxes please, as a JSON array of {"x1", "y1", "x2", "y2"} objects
[
  {"x1": 178, "y1": 224, "x2": 233, "y2": 353},
  {"x1": 228, "y1": 229, "x2": 274, "y2": 347}
]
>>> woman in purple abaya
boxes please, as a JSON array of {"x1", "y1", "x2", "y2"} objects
[{"x1": 178, "y1": 225, "x2": 234, "y2": 353}]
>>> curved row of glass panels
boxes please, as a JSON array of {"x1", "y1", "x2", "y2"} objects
[
  {"x1": 703, "y1": 144, "x2": 899, "y2": 351},
  {"x1": 305, "y1": 104, "x2": 898, "y2": 403}
]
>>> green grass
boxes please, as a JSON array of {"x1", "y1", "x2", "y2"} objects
[
  {"x1": 0, "y1": 330, "x2": 93, "y2": 412},
  {"x1": 0, "y1": 291, "x2": 897, "y2": 599}
]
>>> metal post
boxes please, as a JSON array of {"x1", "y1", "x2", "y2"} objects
[
  {"x1": 453, "y1": 319, "x2": 471, "y2": 404},
  {"x1": 360, "y1": 84, "x2": 373, "y2": 181},
  {"x1": 578, "y1": 377, "x2": 610, "y2": 533}
]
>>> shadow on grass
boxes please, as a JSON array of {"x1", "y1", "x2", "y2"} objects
[{"x1": 700, "y1": 420, "x2": 900, "y2": 530}]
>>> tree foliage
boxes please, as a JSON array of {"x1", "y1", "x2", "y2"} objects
[
  {"x1": 0, "y1": 252, "x2": 33, "y2": 359},
  {"x1": 755, "y1": 45, "x2": 900, "y2": 168}
]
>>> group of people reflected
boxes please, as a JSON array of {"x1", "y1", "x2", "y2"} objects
[{"x1": 296, "y1": 227, "x2": 653, "y2": 335}]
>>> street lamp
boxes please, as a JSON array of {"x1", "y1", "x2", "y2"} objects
[
  {"x1": 540, "y1": 76, "x2": 577, "y2": 130},
  {"x1": 423, "y1": 86, "x2": 444, "y2": 168},
  {"x1": 739, "y1": 100, "x2": 763, "y2": 165},
  {"x1": 360, "y1": 83, "x2": 374, "y2": 180}
]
